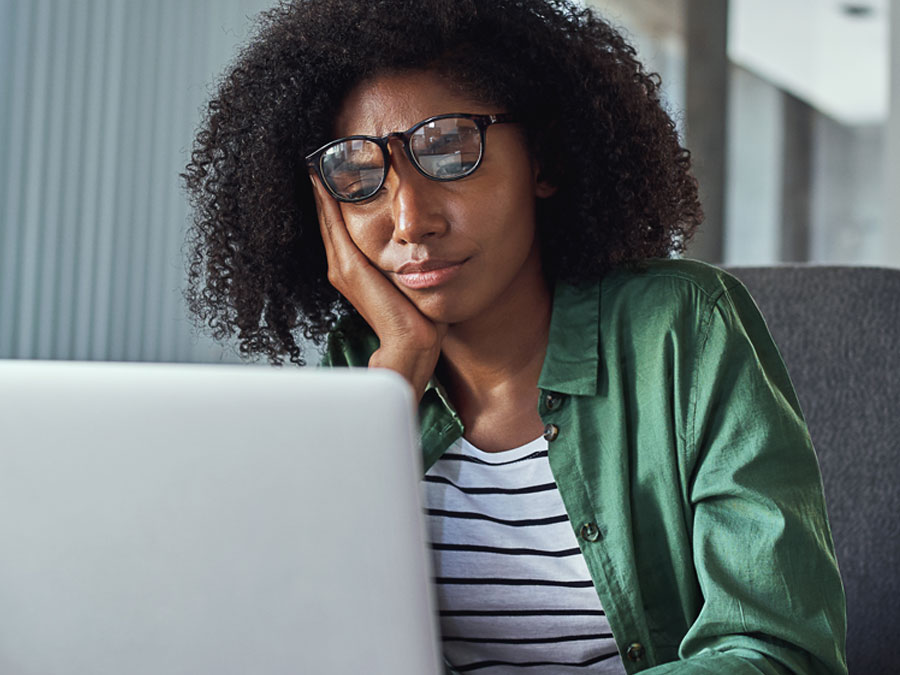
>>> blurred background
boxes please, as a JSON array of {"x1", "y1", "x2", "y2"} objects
[{"x1": 1, "y1": 0, "x2": 898, "y2": 364}]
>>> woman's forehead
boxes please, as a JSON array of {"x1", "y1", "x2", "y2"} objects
[{"x1": 332, "y1": 70, "x2": 497, "y2": 138}]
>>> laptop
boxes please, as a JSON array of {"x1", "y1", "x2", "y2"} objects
[{"x1": 0, "y1": 360, "x2": 442, "y2": 675}]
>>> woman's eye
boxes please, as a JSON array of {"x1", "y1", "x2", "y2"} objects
[
  {"x1": 328, "y1": 164, "x2": 384, "y2": 199},
  {"x1": 429, "y1": 152, "x2": 479, "y2": 177},
  {"x1": 346, "y1": 188, "x2": 366, "y2": 199},
  {"x1": 345, "y1": 182, "x2": 386, "y2": 201},
  {"x1": 345, "y1": 182, "x2": 375, "y2": 199},
  {"x1": 432, "y1": 162, "x2": 460, "y2": 177}
]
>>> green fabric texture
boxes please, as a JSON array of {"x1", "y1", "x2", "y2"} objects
[{"x1": 321, "y1": 259, "x2": 847, "y2": 675}]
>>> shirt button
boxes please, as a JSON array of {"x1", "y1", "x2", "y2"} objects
[
  {"x1": 542, "y1": 423, "x2": 559, "y2": 441},
  {"x1": 544, "y1": 392, "x2": 565, "y2": 411},
  {"x1": 626, "y1": 642, "x2": 645, "y2": 662},
  {"x1": 579, "y1": 522, "x2": 600, "y2": 542}
]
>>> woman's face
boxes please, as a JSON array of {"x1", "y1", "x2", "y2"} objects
[{"x1": 332, "y1": 70, "x2": 554, "y2": 326}]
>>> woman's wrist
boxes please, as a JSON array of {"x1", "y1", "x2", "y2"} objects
[{"x1": 368, "y1": 343, "x2": 440, "y2": 402}]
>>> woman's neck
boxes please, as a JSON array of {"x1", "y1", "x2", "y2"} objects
[{"x1": 437, "y1": 258, "x2": 552, "y2": 451}]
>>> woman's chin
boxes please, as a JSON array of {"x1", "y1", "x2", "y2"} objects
[{"x1": 402, "y1": 291, "x2": 472, "y2": 327}]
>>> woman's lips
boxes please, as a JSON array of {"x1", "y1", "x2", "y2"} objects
[{"x1": 393, "y1": 259, "x2": 466, "y2": 290}]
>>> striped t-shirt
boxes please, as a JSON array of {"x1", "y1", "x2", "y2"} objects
[{"x1": 424, "y1": 436, "x2": 626, "y2": 674}]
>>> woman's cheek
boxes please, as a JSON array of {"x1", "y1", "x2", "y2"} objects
[
  {"x1": 341, "y1": 219, "x2": 378, "y2": 259},
  {"x1": 342, "y1": 205, "x2": 392, "y2": 256}
]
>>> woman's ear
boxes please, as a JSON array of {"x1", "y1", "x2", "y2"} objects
[
  {"x1": 530, "y1": 125, "x2": 559, "y2": 198},
  {"x1": 535, "y1": 177, "x2": 557, "y2": 198},
  {"x1": 533, "y1": 163, "x2": 558, "y2": 198}
]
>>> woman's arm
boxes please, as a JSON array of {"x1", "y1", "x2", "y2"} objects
[{"x1": 654, "y1": 278, "x2": 847, "y2": 674}]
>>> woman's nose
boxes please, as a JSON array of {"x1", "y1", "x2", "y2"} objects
[{"x1": 385, "y1": 146, "x2": 449, "y2": 245}]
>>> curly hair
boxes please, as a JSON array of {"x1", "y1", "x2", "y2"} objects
[{"x1": 183, "y1": 0, "x2": 703, "y2": 365}]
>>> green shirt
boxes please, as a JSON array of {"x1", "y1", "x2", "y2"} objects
[{"x1": 323, "y1": 259, "x2": 847, "y2": 675}]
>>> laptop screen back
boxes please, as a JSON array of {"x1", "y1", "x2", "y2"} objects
[{"x1": 0, "y1": 360, "x2": 441, "y2": 675}]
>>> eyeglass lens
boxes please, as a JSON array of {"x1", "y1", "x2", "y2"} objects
[
  {"x1": 320, "y1": 139, "x2": 385, "y2": 201},
  {"x1": 319, "y1": 116, "x2": 483, "y2": 201}
]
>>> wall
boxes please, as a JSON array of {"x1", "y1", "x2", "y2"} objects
[
  {"x1": 0, "y1": 0, "x2": 272, "y2": 362},
  {"x1": 3, "y1": 0, "x2": 896, "y2": 363}
]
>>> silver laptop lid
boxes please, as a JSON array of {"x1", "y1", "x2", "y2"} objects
[{"x1": 0, "y1": 360, "x2": 442, "y2": 675}]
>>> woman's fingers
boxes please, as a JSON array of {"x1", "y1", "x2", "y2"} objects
[
  {"x1": 311, "y1": 175, "x2": 356, "y2": 266},
  {"x1": 309, "y1": 174, "x2": 445, "y2": 398},
  {"x1": 309, "y1": 175, "x2": 408, "y2": 326}
]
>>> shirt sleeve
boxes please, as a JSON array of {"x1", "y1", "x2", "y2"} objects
[
  {"x1": 645, "y1": 279, "x2": 847, "y2": 674},
  {"x1": 319, "y1": 316, "x2": 379, "y2": 369}
]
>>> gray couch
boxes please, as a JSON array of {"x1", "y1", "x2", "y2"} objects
[{"x1": 726, "y1": 265, "x2": 900, "y2": 674}]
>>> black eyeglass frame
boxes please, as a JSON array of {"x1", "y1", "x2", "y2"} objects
[{"x1": 305, "y1": 112, "x2": 518, "y2": 203}]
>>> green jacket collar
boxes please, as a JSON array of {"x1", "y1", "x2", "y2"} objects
[{"x1": 537, "y1": 281, "x2": 601, "y2": 396}]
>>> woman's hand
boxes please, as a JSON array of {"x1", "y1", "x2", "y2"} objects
[{"x1": 311, "y1": 176, "x2": 447, "y2": 400}]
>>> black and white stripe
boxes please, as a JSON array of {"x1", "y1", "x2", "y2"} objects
[{"x1": 424, "y1": 436, "x2": 626, "y2": 674}]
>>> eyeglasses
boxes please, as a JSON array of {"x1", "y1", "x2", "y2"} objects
[{"x1": 305, "y1": 112, "x2": 517, "y2": 203}]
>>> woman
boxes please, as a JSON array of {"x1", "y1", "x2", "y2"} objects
[{"x1": 183, "y1": 1, "x2": 847, "y2": 672}]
